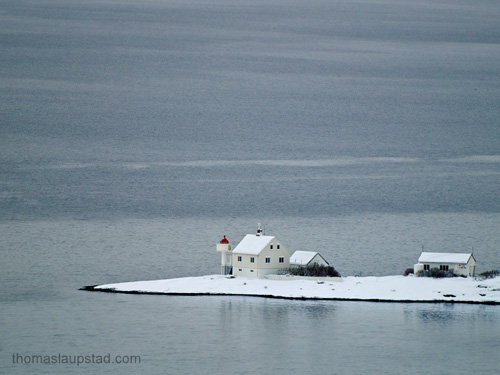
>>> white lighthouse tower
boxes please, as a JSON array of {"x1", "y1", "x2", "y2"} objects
[{"x1": 216, "y1": 235, "x2": 232, "y2": 275}]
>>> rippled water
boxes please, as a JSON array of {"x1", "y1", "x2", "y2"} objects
[{"x1": 2, "y1": 217, "x2": 500, "y2": 374}]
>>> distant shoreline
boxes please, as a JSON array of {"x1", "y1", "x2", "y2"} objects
[
  {"x1": 80, "y1": 285, "x2": 500, "y2": 305},
  {"x1": 80, "y1": 275, "x2": 500, "y2": 305}
]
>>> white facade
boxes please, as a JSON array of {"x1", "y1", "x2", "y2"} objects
[
  {"x1": 290, "y1": 251, "x2": 329, "y2": 267},
  {"x1": 413, "y1": 252, "x2": 476, "y2": 277},
  {"x1": 231, "y1": 234, "x2": 290, "y2": 279}
]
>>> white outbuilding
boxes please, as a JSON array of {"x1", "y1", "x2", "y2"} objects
[
  {"x1": 413, "y1": 252, "x2": 476, "y2": 277},
  {"x1": 290, "y1": 251, "x2": 329, "y2": 267}
]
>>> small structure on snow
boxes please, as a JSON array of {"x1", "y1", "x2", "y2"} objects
[
  {"x1": 413, "y1": 252, "x2": 476, "y2": 277},
  {"x1": 290, "y1": 251, "x2": 329, "y2": 268},
  {"x1": 216, "y1": 235, "x2": 232, "y2": 275}
]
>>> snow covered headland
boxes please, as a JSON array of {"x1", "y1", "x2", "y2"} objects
[{"x1": 82, "y1": 274, "x2": 500, "y2": 305}]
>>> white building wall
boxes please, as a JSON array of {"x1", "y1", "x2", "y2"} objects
[
  {"x1": 414, "y1": 261, "x2": 476, "y2": 277},
  {"x1": 452, "y1": 263, "x2": 475, "y2": 277},
  {"x1": 233, "y1": 267, "x2": 258, "y2": 278},
  {"x1": 256, "y1": 247, "x2": 289, "y2": 270},
  {"x1": 232, "y1": 237, "x2": 290, "y2": 278}
]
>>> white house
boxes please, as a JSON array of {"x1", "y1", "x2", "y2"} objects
[
  {"x1": 413, "y1": 252, "x2": 476, "y2": 277},
  {"x1": 290, "y1": 251, "x2": 329, "y2": 267},
  {"x1": 217, "y1": 225, "x2": 290, "y2": 279}
]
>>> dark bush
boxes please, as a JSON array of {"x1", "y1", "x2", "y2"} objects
[
  {"x1": 281, "y1": 264, "x2": 341, "y2": 277},
  {"x1": 416, "y1": 269, "x2": 457, "y2": 278},
  {"x1": 403, "y1": 268, "x2": 414, "y2": 276},
  {"x1": 478, "y1": 270, "x2": 499, "y2": 279}
]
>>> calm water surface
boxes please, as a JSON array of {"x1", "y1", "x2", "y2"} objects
[{"x1": 1, "y1": 0, "x2": 500, "y2": 373}]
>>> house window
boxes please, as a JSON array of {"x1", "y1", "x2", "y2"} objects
[
  {"x1": 423, "y1": 264, "x2": 430, "y2": 271},
  {"x1": 250, "y1": 257, "x2": 255, "y2": 263},
  {"x1": 277, "y1": 244, "x2": 280, "y2": 249},
  {"x1": 270, "y1": 244, "x2": 273, "y2": 250},
  {"x1": 265, "y1": 257, "x2": 271, "y2": 263},
  {"x1": 279, "y1": 257, "x2": 284, "y2": 263},
  {"x1": 250, "y1": 270, "x2": 254, "y2": 272},
  {"x1": 237, "y1": 256, "x2": 242, "y2": 262},
  {"x1": 440, "y1": 265, "x2": 449, "y2": 271}
]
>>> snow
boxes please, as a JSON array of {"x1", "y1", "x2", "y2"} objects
[
  {"x1": 418, "y1": 252, "x2": 474, "y2": 264},
  {"x1": 91, "y1": 275, "x2": 500, "y2": 304},
  {"x1": 231, "y1": 234, "x2": 274, "y2": 255}
]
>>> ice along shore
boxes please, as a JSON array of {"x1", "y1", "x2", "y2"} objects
[{"x1": 81, "y1": 274, "x2": 500, "y2": 305}]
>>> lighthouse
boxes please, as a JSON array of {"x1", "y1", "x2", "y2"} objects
[{"x1": 216, "y1": 235, "x2": 232, "y2": 275}]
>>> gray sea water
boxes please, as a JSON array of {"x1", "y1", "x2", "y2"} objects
[{"x1": 1, "y1": 0, "x2": 500, "y2": 373}]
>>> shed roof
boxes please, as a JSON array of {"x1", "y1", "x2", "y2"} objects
[
  {"x1": 418, "y1": 252, "x2": 474, "y2": 264},
  {"x1": 232, "y1": 234, "x2": 274, "y2": 255},
  {"x1": 290, "y1": 251, "x2": 328, "y2": 265}
]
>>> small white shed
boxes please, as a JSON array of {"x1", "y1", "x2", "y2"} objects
[
  {"x1": 290, "y1": 251, "x2": 329, "y2": 267},
  {"x1": 413, "y1": 252, "x2": 476, "y2": 277}
]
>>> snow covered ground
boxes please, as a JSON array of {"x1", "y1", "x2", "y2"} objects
[{"x1": 86, "y1": 275, "x2": 500, "y2": 304}]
